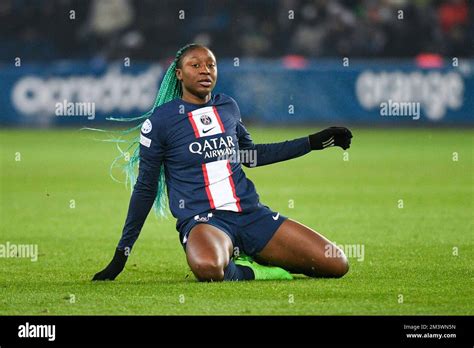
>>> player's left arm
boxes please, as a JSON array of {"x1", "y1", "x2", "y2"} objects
[
  {"x1": 230, "y1": 96, "x2": 352, "y2": 167},
  {"x1": 237, "y1": 120, "x2": 353, "y2": 167}
]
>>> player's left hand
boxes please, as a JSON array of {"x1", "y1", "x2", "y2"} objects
[{"x1": 309, "y1": 127, "x2": 353, "y2": 150}]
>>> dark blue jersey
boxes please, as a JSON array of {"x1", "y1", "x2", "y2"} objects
[{"x1": 118, "y1": 94, "x2": 311, "y2": 249}]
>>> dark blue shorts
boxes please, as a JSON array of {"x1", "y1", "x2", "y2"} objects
[{"x1": 176, "y1": 204, "x2": 287, "y2": 257}]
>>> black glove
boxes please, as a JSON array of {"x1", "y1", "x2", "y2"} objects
[
  {"x1": 92, "y1": 248, "x2": 129, "y2": 281},
  {"x1": 309, "y1": 127, "x2": 353, "y2": 150}
]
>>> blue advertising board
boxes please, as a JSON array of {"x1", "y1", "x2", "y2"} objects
[{"x1": 0, "y1": 59, "x2": 472, "y2": 126}]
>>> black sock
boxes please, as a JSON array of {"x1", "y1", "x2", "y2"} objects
[{"x1": 223, "y1": 259, "x2": 255, "y2": 281}]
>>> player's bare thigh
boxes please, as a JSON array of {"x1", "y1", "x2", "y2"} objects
[
  {"x1": 255, "y1": 219, "x2": 349, "y2": 278},
  {"x1": 185, "y1": 223, "x2": 233, "y2": 281}
]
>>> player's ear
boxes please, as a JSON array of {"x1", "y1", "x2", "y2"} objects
[{"x1": 175, "y1": 68, "x2": 183, "y2": 81}]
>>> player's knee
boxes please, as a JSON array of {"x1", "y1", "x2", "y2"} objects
[
  {"x1": 190, "y1": 259, "x2": 225, "y2": 282},
  {"x1": 331, "y1": 252, "x2": 349, "y2": 278}
]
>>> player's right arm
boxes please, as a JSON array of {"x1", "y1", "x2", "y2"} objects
[{"x1": 92, "y1": 117, "x2": 165, "y2": 281}]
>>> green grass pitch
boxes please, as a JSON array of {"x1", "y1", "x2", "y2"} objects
[{"x1": 0, "y1": 127, "x2": 472, "y2": 315}]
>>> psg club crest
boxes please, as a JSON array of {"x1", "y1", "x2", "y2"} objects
[{"x1": 200, "y1": 114, "x2": 212, "y2": 125}]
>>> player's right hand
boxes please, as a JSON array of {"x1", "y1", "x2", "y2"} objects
[{"x1": 92, "y1": 248, "x2": 129, "y2": 281}]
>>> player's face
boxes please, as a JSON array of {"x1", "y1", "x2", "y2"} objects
[{"x1": 176, "y1": 47, "x2": 217, "y2": 99}]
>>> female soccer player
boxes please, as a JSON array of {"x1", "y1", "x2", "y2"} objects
[{"x1": 93, "y1": 44, "x2": 353, "y2": 282}]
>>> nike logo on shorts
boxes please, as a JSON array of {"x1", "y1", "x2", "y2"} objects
[{"x1": 272, "y1": 212, "x2": 280, "y2": 220}]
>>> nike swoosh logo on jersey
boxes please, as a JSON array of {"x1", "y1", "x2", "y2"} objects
[
  {"x1": 202, "y1": 127, "x2": 216, "y2": 134},
  {"x1": 272, "y1": 213, "x2": 280, "y2": 220}
]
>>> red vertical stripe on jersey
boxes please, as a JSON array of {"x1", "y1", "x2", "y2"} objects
[
  {"x1": 212, "y1": 106, "x2": 225, "y2": 133},
  {"x1": 226, "y1": 161, "x2": 242, "y2": 212},
  {"x1": 187, "y1": 112, "x2": 200, "y2": 138},
  {"x1": 201, "y1": 163, "x2": 216, "y2": 209}
]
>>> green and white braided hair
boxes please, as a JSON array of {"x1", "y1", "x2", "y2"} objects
[{"x1": 85, "y1": 43, "x2": 205, "y2": 218}]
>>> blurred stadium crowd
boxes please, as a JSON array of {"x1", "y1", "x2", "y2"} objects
[{"x1": 0, "y1": 0, "x2": 472, "y2": 62}]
